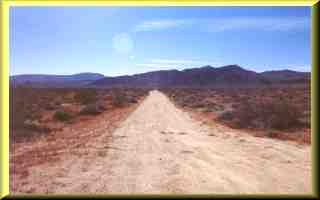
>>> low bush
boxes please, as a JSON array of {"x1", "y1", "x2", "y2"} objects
[
  {"x1": 232, "y1": 101, "x2": 257, "y2": 128},
  {"x1": 217, "y1": 111, "x2": 234, "y2": 121},
  {"x1": 44, "y1": 103, "x2": 56, "y2": 110},
  {"x1": 126, "y1": 96, "x2": 138, "y2": 103},
  {"x1": 53, "y1": 110, "x2": 73, "y2": 121},
  {"x1": 228, "y1": 99, "x2": 302, "y2": 130},
  {"x1": 80, "y1": 103, "x2": 105, "y2": 115},
  {"x1": 74, "y1": 89, "x2": 98, "y2": 105},
  {"x1": 112, "y1": 92, "x2": 128, "y2": 107},
  {"x1": 267, "y1": 101, "x2": 301, "y2": 130},
  {"x1": 23, "y1": 119, "x2": 51, "y2": 132}
]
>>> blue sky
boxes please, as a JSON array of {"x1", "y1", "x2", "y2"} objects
[{"x1": 10, "y1": 6, "x2": 311, "y2": 76}]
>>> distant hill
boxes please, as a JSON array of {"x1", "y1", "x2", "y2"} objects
[
  {"x1": 10, "y1": 73, "x2": 105, "y2": 87},
  {"x1": 10, "y1": 66, "x2": 310, "y2": 88},
  {"x1": 260, "y1": 70, "x2": 310, "y2": 84}
]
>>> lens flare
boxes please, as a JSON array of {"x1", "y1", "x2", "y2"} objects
[{"x1": 112, "y1": 33, "x2": 134, "y2": 54}]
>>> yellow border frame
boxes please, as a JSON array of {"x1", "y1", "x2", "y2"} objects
[
  {"x1": 2, "y1": 0, "x2": 320, "y2": 6},
  {"x1": 0, "y1": 0, "x2": 318, "y2": 199}
]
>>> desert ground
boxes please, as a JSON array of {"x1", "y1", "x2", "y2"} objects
[{"x1": 10, "y1": 90, "x2": 311, "y2": 194}]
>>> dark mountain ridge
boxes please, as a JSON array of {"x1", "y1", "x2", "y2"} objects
[
  {"x1": 91, "y1": 65, "x2": 297, "y2": 88},
  {"x1": 10, "y1": 65, "x2": 310, "y2": 88}
]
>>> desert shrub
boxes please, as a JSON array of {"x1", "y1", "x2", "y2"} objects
[
  {"x1": 190, "y1": 102, "x2": 205, "y2": 108},
  {"x1": 231, "y1": 103, "x2": 240, "y2": 109},
  {"x1": 299, "y1": 111, "x2": 310, "y2": 127},
  {"x1": 201, "y1": 107, "x2": 213, "y2": 113},
  {"x1": 54, "y1": 100, "x2": 62, "y2": 106},
  {"x1": 229, "y1": 99, "x2": 302, "y2": 130},
  {"x1": 53, "y1": 110, "x2": 73, "y2": 121},
  {"x1": 230, "y1": 101, "x2": 257, "y2": 128},
  {"x1": 23, "y1": 119, "x2": 51, "y2": 132},
  {"x1": 267, "y1": 101, "x2": 301, "y2": 130},
  {"x1": 212, "y1": 104, "x2": 225, "y2": 111},
  {"x1": 44, "y1": 103, "x2": 56, "y2": 110},
  {"x1": 80, "y1": 103, "x2": 105, "y2": 115},
  {"x1": 10, "y1": 101, "x2": 32, "y2": 130},
  {"x1": 126, "y1": 96, "x2": 138, "y2": 103},
  {"x1": 217, "y1": 111, "x2": 234, "y2": 121},
  {"x1": 10, "y1": 87, "x2": 41, "y2": 131},
  {"x1": 74, "y1": 89, "x2": 98, "y2": 105},
  {"x1": 112, "y1": 92, "x2": 128, "y2": 107}
]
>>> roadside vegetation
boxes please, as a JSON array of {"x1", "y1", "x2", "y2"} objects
[
  {"x1": 161, "y1": 85, "x2": 310, "y2": 143},
  {"x1": 10, "y1": 86, "x2": 149, "y2": 141}
]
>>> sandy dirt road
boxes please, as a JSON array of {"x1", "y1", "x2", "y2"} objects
[{"x1": 14, "y1": 90, "x2": 311, "y2": 194}]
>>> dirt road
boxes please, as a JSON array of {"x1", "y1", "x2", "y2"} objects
[{"x1": 14, "y1": 90, "x2": 311, "y2": 194}]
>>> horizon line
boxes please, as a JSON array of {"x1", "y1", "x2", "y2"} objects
[{"x1": 10, "y1": 64, "x2": 311, "y2": 77}]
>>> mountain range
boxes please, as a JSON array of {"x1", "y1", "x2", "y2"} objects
[
  {"x1": 10, "y1": 65, "x2": 310, "y2": 88},
  {"x1": 10, "y1": 73, "x2": 105, "y2": 87}
]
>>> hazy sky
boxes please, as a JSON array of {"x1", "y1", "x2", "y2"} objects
[{"x1": 10, "y1": 6, "x2": 311, "y2": 76}]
